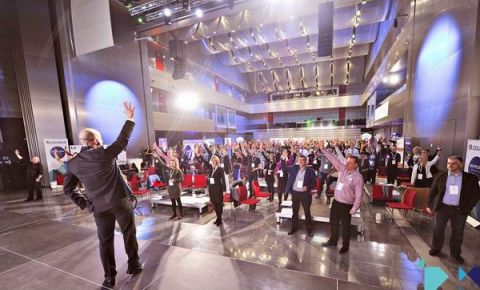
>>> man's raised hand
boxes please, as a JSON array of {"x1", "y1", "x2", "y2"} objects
[{"x1": 124, "y1": 101, "x2": 135, "y2": 120}]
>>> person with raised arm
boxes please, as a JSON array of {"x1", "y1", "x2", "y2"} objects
[
  {"x1": 319, "y1": 140, "x2": 364, "y2": 254},
  {"x1": 63, "y1": 102, "x2": 142, "y2": 288}
]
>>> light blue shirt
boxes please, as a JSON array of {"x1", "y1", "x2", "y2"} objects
[
  {"x1": 442, "y1": 171, "x2": 462, "y2": 206},
  {"x1": 293, "y1": 168, "x2": 306, "y2": 192}
]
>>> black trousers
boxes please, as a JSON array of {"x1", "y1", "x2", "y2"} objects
[
  {"x1": 93, "y1": 198, "x2": 140, "y2": 279},
  {"x1": 431, "y1": 204, "x2": 468, "y2": 257},
  {"x1": 266, "y1": 176, "x2": 275, "y2": 201},
  {"x1": 386, "y1": 169, "x2": 398, "y2": 185},
  {"x1": 247, "y1": 174, "x2": 258, "y2": 198},
  {"x1": 171, "y1": 198, "x2": 183, "y2": 215},
  {"x1": 329, "y1": 199, "x2": 354, "y2": 248},
  {"x1": 291, "y1": 191, "x2": 312, "y2": 231},
  {"x1": 366, "y1": 169, "x2": 376, "y2": 184},
  {"x1": 277, "y1": 177, "x2": 287, "y2": 204},
  {"x1": 210, "y1": 192, "x2": 223, "y2": 222},
  {"x1": 27, "y1": 180, "x2": 42, "y2": 199}
]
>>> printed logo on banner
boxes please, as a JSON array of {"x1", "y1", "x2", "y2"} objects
[
  {"x1": 416, "y1": 259, "x2": 480, "y2": 289},
  {"x1": 469, "y1": 144, "x2": 480, "y2": 151},
  {"x1": 50, "y1": 146, "x2": 66, "y2": 159},
  {"x1": 468, "y1": 156, "x2": 480, "y2": 174}
]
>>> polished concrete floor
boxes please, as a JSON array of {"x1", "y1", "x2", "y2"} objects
[{"x1": 0, "y1": 186, "x2": 478, "y2": 290}]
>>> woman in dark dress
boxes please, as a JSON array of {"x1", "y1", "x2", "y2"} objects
[
  {"x1": 206, "y1": 156, "x2": 226, "y2": 226},
  {"x1": 263, "y1": 151, "x2": 276, "y2": 202},
  {"x1": 161, "y1": 158, "x2": 184, "y2": 220}
]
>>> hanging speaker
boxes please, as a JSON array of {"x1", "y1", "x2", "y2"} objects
[
  {"x1": 317, "y1": 2, "x2": 334, "y2": 57},
  {"x1": 169, "y1": 39, "x2": 186, "y2": 79}
]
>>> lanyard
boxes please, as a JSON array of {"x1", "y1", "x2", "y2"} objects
[{"x1": 211, "y1": 167, "x2": 218, "y2": 178}]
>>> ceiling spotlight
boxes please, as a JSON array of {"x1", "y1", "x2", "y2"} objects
[
  {"x1": 136, "y1": 15, "x2": 145, "y2": 24},
  {"x1": 164, "y1": 8, "x2": 172, "y2": 17},
  {"x1": 195, "y1": 8, "x2": 203, "y2": 18}
]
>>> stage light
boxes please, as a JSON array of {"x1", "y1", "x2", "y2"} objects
[
  {"x1": 176, "y1": 92, "x2": 199, "y2": 110},
  {"x1": 164, "y1": 8, "x2": 172, "y2": 17},
  {"x1": 136, "y1": 16, "x2": 145, "y2": 24},
  {"x1": 389, "y1": 74, "x2": 401, "y2": 85},
  {"x1": 195, "y1": 8, "x2": 203, "y2": 18}
]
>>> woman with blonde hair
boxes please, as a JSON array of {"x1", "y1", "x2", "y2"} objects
[
  {"x1": 205, "y1": 155, "x2": 226, "y2": 225},
  {"x1": 411, "y1": 152, "x2": 440, "y2": 188},
  {"x1": 160, "y1": 158, "x2": 184, "y2": 219}
]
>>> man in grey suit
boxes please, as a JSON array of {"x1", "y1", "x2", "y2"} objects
[{"x1": 64, "y1": 102, "x2": 142, "y2": 288}]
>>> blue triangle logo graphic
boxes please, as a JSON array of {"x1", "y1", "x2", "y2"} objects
[
  {"x1": 416, "y1": 259, "x2": 425, "y2": 269},
  {"x1": 459, "y1": 267, "x2": 467, "y2": 281}
]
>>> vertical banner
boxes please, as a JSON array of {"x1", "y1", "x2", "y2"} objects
[
  {"x1": 44, "y1": 139, "x2": 69, "y2": 188},
  {"x1": 465, "y1": 140, "x2": 480, "y2": 227}
]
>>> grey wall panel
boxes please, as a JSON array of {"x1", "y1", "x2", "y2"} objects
[
  {"x1": 403, "y1": 0, "x2": 480, "y2": 161},
  {"x1": 13, "y1": 0, "x2": 67, "y2": 185},
  {"x1": 56, "y1": 0, "x2": 153, "y2": 157}
]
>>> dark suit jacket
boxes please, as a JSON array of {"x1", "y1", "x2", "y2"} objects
[
  {"x1": 285, "y1": 165, "x2": 316, "y2": 194},
  {"x1": 429, "y1": 171, "x2": 480, "y2": 214},
  {"x1": 207, "y1": 165, "x2": 226, "y2": 203},
  {"x1": 63, "y1": 120, "x2": 135, "y2": 213}
]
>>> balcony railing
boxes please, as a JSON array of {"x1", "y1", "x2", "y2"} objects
[{"x1": 246, "y1": 118, "x2": 366, "y2": 131}]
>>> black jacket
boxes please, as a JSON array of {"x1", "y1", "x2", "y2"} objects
[
  {"x1": 285, "y1": 165, "x2": 317, "y2": 194},
  {"x1": 429, "y1": 171, "x2": 480, "y2": 214},
  {"x1": 63, "y1": 120, "x2": 135, "y2": 213},
  {"x1": 207, "y1": 165, "x2": 226, "y2": 203}
]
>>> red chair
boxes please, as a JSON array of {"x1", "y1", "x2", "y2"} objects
[
  {"x1": 193, "y1": 174, "x2": 208, "y2": 189},
  {"x1": 56, "y1": 174, "x2": 64, "y2": 186},
  {"x1": 239, "y1": 186, "x2": 259, "y2": 207},
  {"x1": 311, "y1": 177, "x2": 321, "y2": 195},
  {"x1": 386, "y1": 188, "x2": 417, "y2": 220},
  {"x1": 152, "y1": 180, "x2": 167, "y2": 190},
  {"x1": 252, "y1": 181, "x2": 270, "y2": 199},
  {"x1": 223, "y1": 192, "x2": 232, "y2": 202},
  {"x1": 129, "y1": 179, "x2": 151, "y2": 208},
  {"x1": 372, "y1": 184, "x2": 386, "y2": 202},
  {"x1": 182, "y1": 174, "x2": 194, "y2": 189},
  {"x1": 147, "y1": 166, "x2": 157, "y2": 175}
]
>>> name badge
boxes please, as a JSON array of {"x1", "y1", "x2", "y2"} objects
[
  {"x1": 324, "y1": 164, "x2": 329, "y2": 169},
  {"x1": 169, "y1": 180, "x2": 174, "y2": 186},
  {"x1": 296, "y1": 181, "x2": 303, "y2": 188},
  {"x1": 449, "y1": 185, "x2": 459, "y2": 195},
  {"x1": 268, "y1": 170, "x2": 272, "y2": 175},
  {"x1": 279, "y1": 171, "x2": 284, "y2": 177},
  {"x1": 220, "y1": 163, "x2": 225, "y2": 168},
  {"x1": 251, "y1": 163, "x2": 255, "y2": 168},
  {"x1": 392, "y1": 160, "x2": 396, "y2": 165},
  {"x1": 313, "y1": 160, "x2": 317, "y2": 164},
  {"x1": 336, "y1": 182, "x2": 344, "y2": 191},
  {"x1": 369, "y1": 160, "x2": 374, "y2": 166},
  {"x1": 417, "y1": 174, "x2": 423, "y2": 180},
  {"x1": 210, "y1": 178, "x2": 215, "y2": 185}
]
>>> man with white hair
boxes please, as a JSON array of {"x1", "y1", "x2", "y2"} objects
[
  {"x1": 63, "y1": 102, "x2": 142, "y2": 288},
  {"x1": 25, "y1": 156, "x2": 43, "y2": 201}
]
